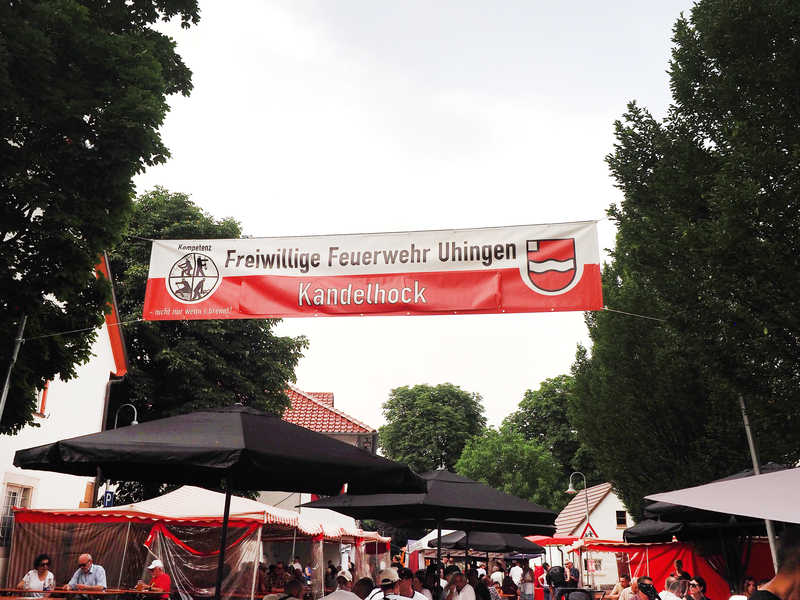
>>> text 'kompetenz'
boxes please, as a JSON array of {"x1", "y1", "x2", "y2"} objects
[{"x1": 298, "y1": 282, "x2": 427, "y2": 306}]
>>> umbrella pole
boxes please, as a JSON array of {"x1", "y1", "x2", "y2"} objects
[
  {"x1": 437, "y1": 522, "x2": 442, "y2": 579},
  {"x1": 215, "y1": 479, "x2": 233, "y2": 600},
  {"x1": 739, "y1": 394, "x2": 779, "y2": 571},
  {"x1": 465, "y1": 532, "x2": 469, "y2": 570}
]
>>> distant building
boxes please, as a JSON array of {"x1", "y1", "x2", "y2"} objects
[
  {"x1": 555, "y1": 482, "x2": 634, "y2": 587},
  {"x1": 259, "y1": 386, "x2": 378, "y2": 526},
  {"x1": 282, "y1": 386, "x2": 378, "y2": 453}
]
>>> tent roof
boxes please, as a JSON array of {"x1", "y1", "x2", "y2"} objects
[
  {"x1": 14, "y1": 485, "x2": 387, "y2": 541},
  {"x1": 645, "y1": 466, "x2": 800, "y2": 525}
]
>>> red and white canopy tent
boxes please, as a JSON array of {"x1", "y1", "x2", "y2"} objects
[
  {"x1": 548, "y1": 537, "x2": 774, "y2": 600},
  {"x1": 9, "y1": 486, "x2": 389, "y2": 600}
]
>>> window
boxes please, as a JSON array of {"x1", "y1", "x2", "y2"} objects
[
  {"x1": 0, "y1": 484, "x2": 31, "y2": 547},
  {"x1": 616, "y1": 510, "x2": 628, "y2": 527}
]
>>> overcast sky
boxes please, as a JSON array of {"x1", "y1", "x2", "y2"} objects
[{"x1": 134, "y1": 0, "x2": 697, "y2": 432}]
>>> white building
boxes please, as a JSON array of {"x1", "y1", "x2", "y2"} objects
[
  {"x1": 0, "y1": 256, "x2": 128, "y2": 579},
  {"x1": 554, "y1": 482, "x2": 634, "y2": 587}
]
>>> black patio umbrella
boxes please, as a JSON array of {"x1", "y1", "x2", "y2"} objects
[
  {"x1": 14, "y1": 405, "x2": 425, "y2": 600},
  {"x1": 303, "y1": 469, "x2": 557, "y2": 567},
  {"x1": 406, "y1": 517, "x2": 556, "y2": 535},
  {"x1": 430, "y1": 530, "x2": 546, "y2": 554}
]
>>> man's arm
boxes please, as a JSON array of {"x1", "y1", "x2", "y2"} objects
[
  {"x1": 149, "y1": 574, "x2": 171, "y2": 593},
  {"x1": 78, "y1": 566, "x2": 107, "y2": 591},
  {"x1": 63, "y1": 570, "x2": 80, "y2": 590}
]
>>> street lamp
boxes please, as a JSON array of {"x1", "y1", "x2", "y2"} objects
[
  {"x1": 114, "y1": 403, "x2": 139, "y2": 428},
  {"x1": 566, "y1": 472, "x2": 591, "y2": 588}
]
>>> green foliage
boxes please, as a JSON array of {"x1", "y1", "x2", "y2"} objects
[
  {"x1": 110, "y1": 481, "x2": 260, "y2": 505},
  {"x1": 105, "y1": 189, "x2": 308, "y2": 497},
  {"x1": 570, "y1": 0, "x2": 800, "y2": 519},
  {"x1": 379, "y1": 383, "x2": 487, "y2": 473},
  {"x1": 107, "y1": 188, "x2": 308, "y2": 424},
  {"x1": 570, "y1": 266, "x2": 751, "y2": 519},
  {"x1": 455, "y1": 426, "x2": 565, "y2": 512},
  {"x1": 504, "y1": 375, "x2": 601, "y2": 489},
  {"x1": 0, "y1": 0, "x2": 197, "y2": 433}
]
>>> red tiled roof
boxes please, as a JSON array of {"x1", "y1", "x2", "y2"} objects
[
  {"x1": 306, "y1": 392, "x2": 334, "y2": 406},
  {"x1": 283, "y1": 386, "x2": 376, "y2": 434},
  {"x1": 555, "y1": 482, "x2": 613, "y2": 536}
]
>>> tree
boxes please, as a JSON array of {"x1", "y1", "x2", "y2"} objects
[
  {"x1": 0, "y1": 0, "x2": 197, "y2": 433},
  {"x1": 570, "y1": 0, "x2": 800, "y2": 518},
  {"x1": 379, "y1": 383, "x2": 486, "y2": 473},
  {"x1": 455, "y1": 425, "x2": 565, "y2": 512},
  {"x1": 107, "y1": 188, "x2": 308, "y2": 500},
  {"x1": 570, "y1": 266, "x2": 750, "y2": 519},
  {"x1": 503, "y1": 375, "x2": 601, "y2": 489}
]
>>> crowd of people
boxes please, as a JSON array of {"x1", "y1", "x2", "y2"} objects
[{"x1": 14, "y1": 528, "x2": 800, "y2": 600}]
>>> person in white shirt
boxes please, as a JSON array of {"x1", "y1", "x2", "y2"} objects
[
  {"x1": 659, "y1": 577, "x2": 683, "y2": 600},
  {"x1": 397, "y1": 568, "x2": 428, "y2": 600},
  {"x1": 326, "y1": 570, "x2": 360, "y2": 600},
  {"x1": 446, "y1": 573, "x2": 476, "y2": 600},
  {"x1": 490, "y1": 566, "x2": 505, "y2": 586},
  {"x1": 509, "y1": 562, "x2": 524, "y2": 587},
  {"x1": 370, "y1": 569, "x2": 403, "y2": 600}
]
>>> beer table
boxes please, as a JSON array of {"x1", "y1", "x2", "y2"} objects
[{"x1": 0, "y1": 589, "x2": 165, "y2": 598}]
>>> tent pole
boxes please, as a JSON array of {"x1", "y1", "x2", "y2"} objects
[
  {"x1": 118, "y1": 522, "x2": 131, "y2": 589},
  {"x1": 291, "y1": 528, "x2": 297, "y2": 566},
  {"x1": 738, "y1": 394, "x2": 779, "y2": 571},
  {"x1": 215, "y1": 478, "x2": 233, "y2": 600},
  {"x1": 250, "y1": 543, "x2": 259, "y2": 600},
  {"x1": 465, "y1": 532, "x2": 469, "y2": 570}
]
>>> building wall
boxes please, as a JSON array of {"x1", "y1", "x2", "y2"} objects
[
  {"x1": 570, "y1": 492, "x2": 632, "y2": 541},
  {"x1": 568, "y1": 492, "x2": 633, "y2": 588},
  {"x1": 0, "y1": 322, "x2": 115, "y2": 582}
]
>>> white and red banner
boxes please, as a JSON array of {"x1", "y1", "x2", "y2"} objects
[{"x1": 142, "y1": 222, "x2": 603, "y2": 320}]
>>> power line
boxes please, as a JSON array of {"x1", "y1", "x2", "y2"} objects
[{"x1": 22, "y1": 319, "x2": 144, "y2": 342}]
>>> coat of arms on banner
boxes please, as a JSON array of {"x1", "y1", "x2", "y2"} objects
[
  {"x1": 526, "y1": 239, "x2": 577, "y2": 293},
  {"x1": 167, "y1": 253, "x2": 221, "y2": 303}
]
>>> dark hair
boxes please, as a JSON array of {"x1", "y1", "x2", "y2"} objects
[
  {"x1": 34, "y1": 554, "x2": 51, "y2": 569},
  {"x1": 693, "y1": 576, "x2": 707, "y2": 593},
  {"x1": 466, "y1": 569, "x2": 479, "y2": 578},
  {"x1": 542, "y1": 563, "x2": 549, "y2": 570},
  {"x1": 778, "y1": 527, "x2": 800, "y2": 574},
  {"x1": 284, "y1": 580, "x2": 304, "y2": 598},
  {"x1": 352, "y1": 578, "x2": 374, "y2": 600}
]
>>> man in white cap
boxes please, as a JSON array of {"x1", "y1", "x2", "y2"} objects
[
  {"x1": 326, "y1": 570, "x2": 359, "y2": 600},
  {"x1": 142, "y1": 559, "x2": 171, "y2": 600},
  {"x1": 367, "y1": 568, "x2": 402, "y2": 600}
]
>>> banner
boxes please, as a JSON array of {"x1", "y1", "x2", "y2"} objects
[{"x1": 142, "y1": 221, "x2": 603, "y2": 320}]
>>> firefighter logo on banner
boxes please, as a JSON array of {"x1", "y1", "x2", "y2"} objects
[
  {"x1": 167, "y1": 253, "x2": 221, "y2": 303},
  {"x1": 526, "y1": 239, "x2": 577, "y2": 293}
]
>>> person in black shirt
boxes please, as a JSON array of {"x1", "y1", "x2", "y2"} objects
[{"x1": 467, "y1": 569, "x2": 491, "y2": 600}]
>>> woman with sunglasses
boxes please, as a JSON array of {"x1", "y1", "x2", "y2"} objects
[
  {"x1": 688, "y1": 577, "x2": 711, "y2": 600},
  {"x1": 17, "y1": 553, "x2": 55, "y2": 598}
]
